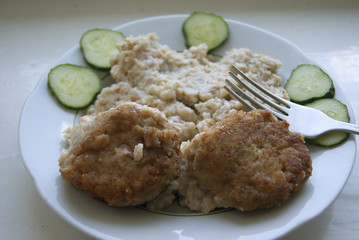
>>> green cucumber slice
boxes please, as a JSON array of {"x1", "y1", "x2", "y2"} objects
[
  {"x1": 80, "y1": 28, "x2": 125, "y2": 70},
  {"x1": 285, "y1": 64, "x2": 335, "y2": 104},
  {"x1": 305, "y1": 98, "x2": 350, "y2": 147},
  {"x1": 48, "y1": 64, "x2": 101, "y2": 110},
  {"x1": 183, "y1": 12, "x2": 229, "y2": 52}
]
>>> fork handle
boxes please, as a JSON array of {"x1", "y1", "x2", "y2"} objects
[{"x1": 329, "y1": 120, "x2": 359, "y2": 135}]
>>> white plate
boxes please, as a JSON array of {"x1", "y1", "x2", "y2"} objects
[{"x1": 19, "y1": 15, "x2": 356, "y2": 240}]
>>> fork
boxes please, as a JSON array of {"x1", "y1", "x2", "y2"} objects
[{"x1": 224, "y1": 65, "x2": 359, "y2": 138}]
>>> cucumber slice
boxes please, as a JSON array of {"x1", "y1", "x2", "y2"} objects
[
  {"x1": 305, "y1": 98, "x2": 350, "y2": 147},
  {"x1": 48, "y1": 64, "x2": 101, "y2": 110},
  {"x1": 285, "y1": 64, "x2": 335, "y2": 104},
  {"x1": 183, "y1": 12, "x2": 229, "y2": 52},
  {"x1": 80, "y1": 28, "x2": 125, "y2": 70}
]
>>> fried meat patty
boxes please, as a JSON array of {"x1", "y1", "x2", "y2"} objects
[
  {"x1": 182, "y1": 110, "x2": 312, "y2": 212},
  {"x1": 58, "y1": 103, "x2": 181, "y2": 206}
]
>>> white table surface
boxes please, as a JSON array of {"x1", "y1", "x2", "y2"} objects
[{"x1": 1, "y1": 0, "x2": 359, "y2": 239}]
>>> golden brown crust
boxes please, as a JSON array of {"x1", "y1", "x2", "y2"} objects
[
  {"x1": 182, "y1": 110, "x2": 312, "y2": 211},
  {"x1": 59, "y1": 103, "x2": 181, "y2": 206}
]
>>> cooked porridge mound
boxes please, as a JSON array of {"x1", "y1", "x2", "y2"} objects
[
  {"x1": 181, "y1": 110, "x2": 312, "y2": 213},
  {"x1": 87, "y1": 33, "x2": 288, "y2": 140},
  {"x1": 58, "y1": 102, "x2": 181, "y2": 207}
]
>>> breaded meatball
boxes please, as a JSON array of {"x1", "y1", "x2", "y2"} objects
[
  {"x1": 59, "y1": 103, "x2": 181, "y2": 207},
  {"x1": 181, "y1": 110, "x2": 312, "y2": 212}
]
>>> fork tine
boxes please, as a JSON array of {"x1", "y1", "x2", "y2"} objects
[
  {"x1": 225, "y1": 67, "x2": 291, "y2": 120},
  {"x1": 231, "y1": 65, "x2": 290, "y2": 108},
  {"x1": 229, "y1": 66, "x2": 289, "y2": 115},
  {"x1": 224, "y1": 84, "x2": 255, "y2": 111},
  {"x1": 225, "y1": 78, "x2": 286, "y2": 119},
  {"x1": 224, "y1": 79, "x2": 261, "y2": 110},
  {"x1": 228, "y1": 72, "x2": 286, "y2": 115}
]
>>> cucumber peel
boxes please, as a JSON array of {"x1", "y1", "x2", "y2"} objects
[
  {"x1": 305, "y1": 98, "x2": 350, "y2": 147},
  {"x1": 285, "y1": 64, "x2": 335, "y2": 104},
  {"x1": 183, "y1": 12, "x2": 229, "y2": 52},
  {"x1": 80, "y1": 28, "x2": 125, "y2": 70},
  {"x1": 48, "y1": 64, "x2": 101, "y2": 110}
]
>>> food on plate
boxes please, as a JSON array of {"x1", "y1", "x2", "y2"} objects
[
  {"x1": 58, "y1": 33, "x2": 312, "y2": 213},
  {"x1": 305, "y1": 98, "x2": 350, "y2": 147},
  {"x1": 180, "y1": 110, "x2": 312, "y2": 213},
  {"x1": 285, "y1": 64, "x2": 335, "y2": 104},
  {"x1": 47, "y1": 64, "x2": 101, "y2": 110},
  {"x1": 183, "y1": 11, "x2": 229, "y2": 52},
  {"x1": 58, "y1": 102, "x2": 182, "y2": 206},
  {"x1": 80, "y1": 28, "x2": 126, "y2": 69}
]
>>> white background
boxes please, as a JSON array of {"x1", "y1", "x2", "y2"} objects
[{"x1": 1, "y1": 0, "x2": 358, "y2": 239}]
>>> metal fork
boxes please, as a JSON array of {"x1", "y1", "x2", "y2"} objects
[{"x1": 224, "y1": 65, "x2": 359, "y2": 138}]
